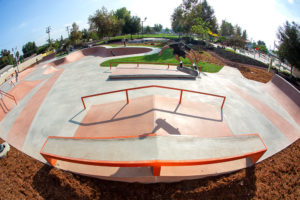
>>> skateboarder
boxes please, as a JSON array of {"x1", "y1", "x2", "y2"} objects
[
  {"x1": 158, "y1": 41, "x2": 199, "y2": 70},
  {"x1": 15, "y1": 70, "x2": 18, "y2": 82}
]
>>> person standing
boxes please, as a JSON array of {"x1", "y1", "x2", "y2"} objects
[
  {"x1": 158, "y1": 41, "x2": 199, "y2": 70},
  {"x1": 15, "y1": 70, "x2": 18, "y2": 82}
]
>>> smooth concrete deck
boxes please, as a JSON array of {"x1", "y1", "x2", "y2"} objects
[
  {"x1": 0, "y1": 45, "x2": 299, "y2": 182},
  {"x1": 109, "y1": 64, "x2": 196, "y2": 79}
]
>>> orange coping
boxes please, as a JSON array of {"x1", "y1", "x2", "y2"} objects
[
  {"x1": 7, "y1": 70, "x2": 63, "y2": 150},
  {"x1": 81, "y1": 85, "x2": 226, "y2": 110},
  {"x1": 40, "y1": 134, "x2": 267, "y2": 177}
]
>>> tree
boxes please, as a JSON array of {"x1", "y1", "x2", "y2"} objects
[
  {"x1": 171, "y1": 6, "x2": 186, "y2": 36},
  {"x1": 0, "y1": 49, "x2": 16, "y2": 69},
  {"x1": 145, "y1": 26, "x2": 152, "y2": 34},
  {"x1": 126, "y1": 16, "x2": 141, "y2": 39},
  {"x1": 257, "y1": 40, "x2": 266, "y2": 46},
  {"x1": 82, "y1": 29, "x2": 90, "y2": 40},
  {"x1": 191, "y1": 18, "x2": 210, "y2": 40},
  {"x1": 189, "y1": 0, "x2": 218, "y2": 33},
  {"x1": 89, "y1": 7, "x2": 121, "y2": 39},
  {"x1": 70, "y1": 22, "x2": 82, "y2": 45},
  {"x1": 219, "y1": 20, "x2": 234, "y2": 37},
  {"x1": 252, "y1": 40, "x2": 268, "y2": 54},
  {"x1": 114, "y1": 7, "x2": 131, "y2": 35},
  {"x1": 277, "y1": 21, "x2": 300, "y2": 78},
  {"x1": 153, "y1": 24, "x2": 163, "y2": 33},
  {"x1": 242, "y1": 30, "x2": 247, "y2": 40},
  {"x1": 171, "y1": 0, "x2": 218, "y2": 36},
  {"x1": 234, "y1": 25, "x2": 242, "y2": 38},
  {"x1": 165, "y1": 28, "x2": 170, "y2": 33},
  {"x1": 22, "y1": 41, "x2": 37, "y2": 58}
]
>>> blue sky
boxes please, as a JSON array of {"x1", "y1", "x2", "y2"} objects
[{"x1": 0, "y1": 0, "x2": 299, "y2": 54}]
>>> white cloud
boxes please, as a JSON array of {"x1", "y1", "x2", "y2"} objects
[
  {"x1": 125, "y1": 0, "x2": 182, "y2": 29},
  {"x1": 207, "y1": 0, "x2": 290, "y2": 49},
  {"x1": 18, "y1": 22, "x2": 28, "y2": 29},
  {"x1": 288, "y1": 0, "x2": 294, "y2": 4}
]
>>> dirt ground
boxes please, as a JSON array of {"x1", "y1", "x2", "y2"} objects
[
  {"x1": 0, "y1": 137, "x2": 299, "y2": 200},
  {"x1": 208, "y1": 50, "x2": 274, "y2": 83}
]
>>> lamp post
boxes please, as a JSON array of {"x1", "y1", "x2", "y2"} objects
[
  {"x1": 12, "y1": 47, "x2": 19, "y2": 72},
  {"x1": 141, "y1": 17, "x2": 147, "y2": 38}
]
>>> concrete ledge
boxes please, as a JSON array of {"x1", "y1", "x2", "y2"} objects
[{"x1": 41, "y1": 134, "x2": 267, "y2": 179}]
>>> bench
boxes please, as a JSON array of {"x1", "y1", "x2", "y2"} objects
[{"x1": 40, "y1": 134, "x2": 267, "y2": 176}]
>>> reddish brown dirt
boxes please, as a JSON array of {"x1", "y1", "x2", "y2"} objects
[
  {"x1": 209, "y1": 50, "x2": 274, "y2": 83},
  {"x1": 0, "y1": 137, "x2": 299, "y2": 199}
]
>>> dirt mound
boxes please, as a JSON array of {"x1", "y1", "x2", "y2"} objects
[
  {"x1": 209, "y1": 50, "x2": 273, "y2": 83},
  {"x1": 42, "y1": 53, "x2": 56, "y2": 62},
  {"x1": 212, "y1": 48, "x2": 268, "y2": 68}
]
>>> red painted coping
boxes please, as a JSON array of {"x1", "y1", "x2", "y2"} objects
[
  {"x1": 40, "y1": 134, "x2": 267, "y2": 176},
  {"x1": 81, "y1": 85, "x2": 226, "y2": 110},
  {"x1": 228, "y1": 83, "x2": 300, "y2": 143},
  {"x1": 7, "y1": 69, "x2": 64, "y2": 150},
  {"x1": 0, "y1": 80, "x2": 42, "y2": 122}
]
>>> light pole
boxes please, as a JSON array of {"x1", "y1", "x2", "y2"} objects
[
  {"x1": 141, "y1": 17, "x2": 147, "y2": 38},
  {"x1": 66, "y1": 26, "x2": 70, "y2": 38},
  {"x1": 46, "y1": 26, "x2": 51, "y2": 46},
  {"x1": 11, "y1": 47, "x2": 19, "y2": 72}
]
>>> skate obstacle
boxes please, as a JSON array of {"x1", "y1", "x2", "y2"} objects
[
  {"x1": 41, "y1": 85, "x2": 266, "y2": 176},
  {"x1": 109, "y1": 62, "x2": 201, "y2": 79},
  {"x1": 40, "y1": 134, "x2": 267, "y2": 176}
]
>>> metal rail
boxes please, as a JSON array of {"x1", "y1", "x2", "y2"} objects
[
  {"x1": 0, "y1": 90, "x2": 17, "y2": 105},
  {"x1": 81, "y1": 85, "x2": 226, "y2": 110}
]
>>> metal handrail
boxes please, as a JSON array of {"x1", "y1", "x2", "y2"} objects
[
  {"x1": 0, "y1": 90, "x2": 17, "y2": 105},
  {"x1": 81, "y1": 85, "x2": 225, "y2": 110}
]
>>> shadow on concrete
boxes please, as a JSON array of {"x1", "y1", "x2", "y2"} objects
[
  {"x1": 69, "y1": 104, "x2": 223, "y2": 127},
  {"x1": 0, "y1": 99, "x2": 9, "y2": 113},
  {"x1": 152, "y1": 118, "x2": 181, "y2": 135}
]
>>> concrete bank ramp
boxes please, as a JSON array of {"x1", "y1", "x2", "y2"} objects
[
  {"x1": 46, "y1": 46, "x2": 152, "y2": 68},
  {"x1": 264, "y1": 74, "x2": 300, "y2": 127}
]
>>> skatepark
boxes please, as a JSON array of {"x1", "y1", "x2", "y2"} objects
[{"x1": 0, "y1": 45, "x2": 299, "y2": 183}]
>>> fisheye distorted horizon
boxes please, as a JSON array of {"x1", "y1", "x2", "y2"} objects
[{"x1": 0, "y1": 0, "x2": 299, "y2": 51}]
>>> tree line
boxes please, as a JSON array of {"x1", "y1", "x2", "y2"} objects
[{"x1": 1, "y1": 1, "x2": 299, "y2": 75}]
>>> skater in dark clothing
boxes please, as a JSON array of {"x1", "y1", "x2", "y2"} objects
[
  {"x1": 15, "y1": 70, "x2": 18, "y2": 82},
  {"x1": 158, "y1": 41, "x2": 199, "y2": 70}
]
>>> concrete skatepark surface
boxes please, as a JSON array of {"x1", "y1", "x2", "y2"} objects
[
  {"x1": 110, "y1": 64, "x2": 197, "y2": 79},
  {"x1": 0, "y1": 46, "x2": 299, "y2": 183}
]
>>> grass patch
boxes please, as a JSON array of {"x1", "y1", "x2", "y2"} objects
[
  {"x1": 100, "y1": 49, "x2": 223, "y2": 73},
  {"x1": 97, "y1": 34, "x2": 179, "y2": 44},
  {"x1": 225, "y1": 48, "x2": 236, "y2": 54},
  {"x1": 103, "y1": 44, "x2": 160, "y2": 48}
]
